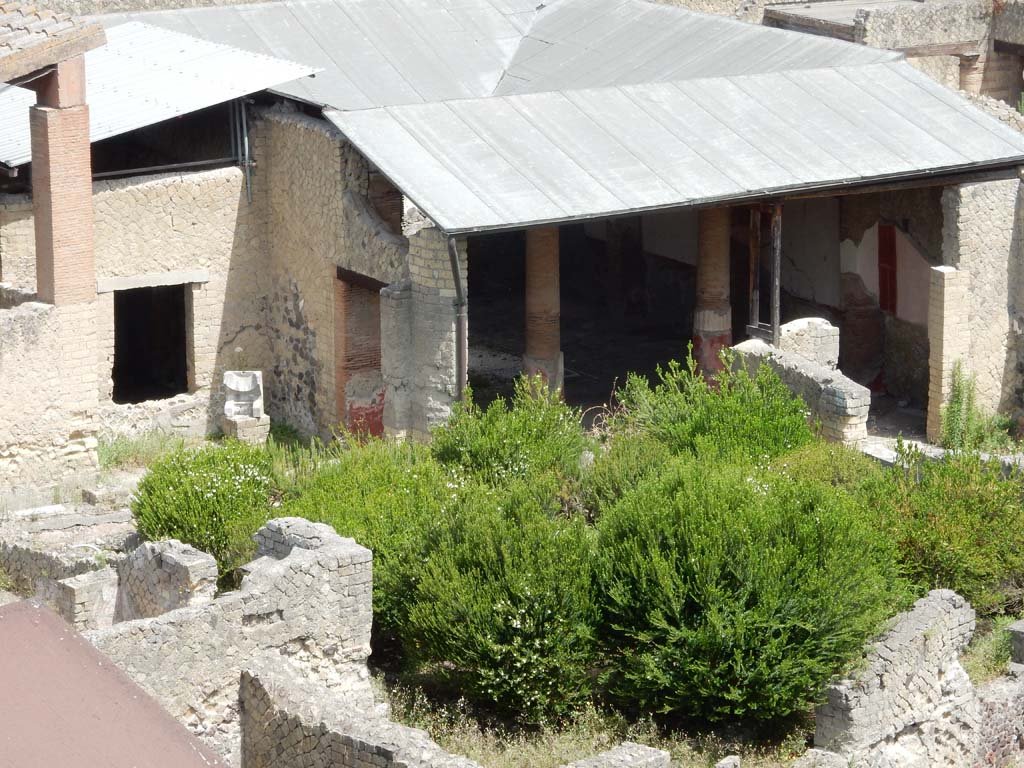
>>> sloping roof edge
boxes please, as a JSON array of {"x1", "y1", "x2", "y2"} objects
[{"x1": 325, "y1": 62, "x2": 1024, "y2": 235}]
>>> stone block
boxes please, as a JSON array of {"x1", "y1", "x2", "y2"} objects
[
  {"x1": 221, "y1": 414, "x2": 271, "y2": 445},
  {"x1": 1009, "y1": 620, "x2": 1024, "y2": 665}
]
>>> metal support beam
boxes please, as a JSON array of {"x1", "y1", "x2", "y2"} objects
[{"x1": 770, "y1": 202, "x2": 782, "y2": 346}]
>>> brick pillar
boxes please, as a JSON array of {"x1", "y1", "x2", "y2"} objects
[
  {"x1": 524, "y1": 226, "x2": 563, "y2": 390},
  {"x1": 334, "y1": 275, "x2": 385, "y2": 436},
  {"x1": 926, "y1": 265, "x2": 970, "y2": 442},
  {"x1": 29, "y1": 56, "x2": 95, "y2": 306},
  {"x1": 693, "y1": 207, "x2": 731, "y2": 373}
]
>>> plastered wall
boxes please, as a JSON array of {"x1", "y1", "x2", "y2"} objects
[{"x1": 250, "y1": 106, "x2": 406, "y2": 439}]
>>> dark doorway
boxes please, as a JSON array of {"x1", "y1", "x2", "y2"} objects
[{"x1": 113, "y1": 285, "x2": 188, "y2": 404}]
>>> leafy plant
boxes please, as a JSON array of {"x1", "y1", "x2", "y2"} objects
[
  {"x1": 615, "y1": 350, "x2": 813, "y2": 462},
  {"x1": 405, "y1": 477, "x2": 599, "y2": 725},
  {"x1": 132, "y1": 441, "x2": 272, "y2": 578},
  {"x1": 596, "y1": 456, "x2": 907, "y2": 723},
  {"x1": 868, "y1": 443, "x2": 1024, "y2": 615},
  {"x1": 941, "y1": 361, "x2": 1015, "y2": 453},
  {"x1": 281, "y1": 438, "x2": 450, "y2": 635},
  {"x1": 431, "y1": 377, "x2": 590, "y2": 487}
]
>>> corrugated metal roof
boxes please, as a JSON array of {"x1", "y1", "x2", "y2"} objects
[
  {"x1": 99, "y1": 0, "x2": 538, "y2": 110},
  {"x1": 0, "y1": 21, "x2": 317, "y2": 167},
  {"x1": 100, "y1": 0, "x2": 899, "y2": 110},
  {"x1": 325, "y1": 62, "x2": 1024, "y2": 234}
]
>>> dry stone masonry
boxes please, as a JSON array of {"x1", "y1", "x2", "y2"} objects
[
  {"x1": 801, "y1": 590, "x2": 1024, "y2": 768},
  {"x1": 733, "y1": 320, "x2": 871, "y2": 444}
]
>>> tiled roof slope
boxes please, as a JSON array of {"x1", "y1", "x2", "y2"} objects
[{"x1": 0, "y1": 1, "x2": 105, "y2": 83}]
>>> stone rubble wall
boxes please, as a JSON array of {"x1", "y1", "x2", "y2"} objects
[
  {"x1": 240, "y1": 664, "x2": 670, "y2": 768},
  {"x1": 733, "y1": 336, "x2": 871, "y2": 443},
  {"x1": 994, "y1": 0, "x2": 1024, "y2": 46},
  {"x1": 813, "y1": 590, "x2": 978, "y2": 766},
  {"x1": 30, "y1": 0, "x2": 273, "y2": 13},
  {"x1": 381, "y1": 224, "x2": 467, "y2": 438},
  {"x1": 113, "y1": 539, "x2": 218, "y2": 622},
  {"x1": 0, "y1": 300, "x2": 99, "y2": 492},
  {"x1": 85, "y1": 518, "x2": 375, "y2": 766},
  {"x1": 250, "y1": 106, "x2": 406, "y2": 440},
  {"x1": 940, "y1": 179, "x2": 1024, "y2": 418},
  {"x1": 854, "y1": 0, "x2": 990, "y2": 49},
  {"x1": 779, "y1": 317, "x2": 839, "y2": 369},
  {"x1": 803, "y1": 590, "x2": 1024, "y2": 768}
]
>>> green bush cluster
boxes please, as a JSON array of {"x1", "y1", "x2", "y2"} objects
[
  {"x1": 615, "y1": 352, "x2": 813, "y2": 461},
  {"x1": 132, "y1": 440, "x2": 272, "y2": 578},
  {"x1": 129, "y1": 351, "x2": 1024, "y2": 730}
]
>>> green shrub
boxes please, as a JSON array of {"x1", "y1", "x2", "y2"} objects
[
  {"x1": 962, "y1": 614, "x2": 1018, "y2": 684},
  {"x1": 132, "y1": 441, "x2": 272, "y2": 577},
  {"x1": 579, "y1": 433, "x2": 672, "y2": 519},
  {"x1": 616, "y1": 352, "x2": 812, "y2": 462},
  {"x1": 596, "y1": 457, "x2": 906, "y2": 723},
  {"x1": 770, "y1": 441, "x2": 884, "y2": 493},
  {"x1": 405, "y1": 476, "x2": 599, "y2": 725},
  {"x1": 281, "y1": 438, "x2": 450, "y2": 635},
  {"x1": 869, "y1": 446, "x2": 1024, "y2": 615},
  {"x1": 431, "y1": 377, "x2": 589, "y2": 487},
  {"x1": 941, "y1": 361, "x2": 1016, "y2": 453}
]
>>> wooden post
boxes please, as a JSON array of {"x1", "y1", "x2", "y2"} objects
[
  {"x1": 770, "y1": 202, "x2": 782, "y2": 346},
  {"x1": 748, "y1": 207, "x2": 761, "y2": 329}
]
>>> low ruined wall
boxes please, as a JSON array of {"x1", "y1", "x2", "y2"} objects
[
  {"x1": 802, "y1": 590, "x2": 1024, "y2": 768},
  {"x1": 114, "y1": 539, "x2": 217, "y2": 622},
  {"x1": 86, "y1": 518, "x2": 374, "y2": 766},
  {"x1": 733, "y1": 336, "x2": 870, "y2": 443},
  {"x1": 240, "y1": 665, "x2": 670, "y2": 768},
  {"x1": 779, "y1": 317, "x2": 839, "y2": 369}
]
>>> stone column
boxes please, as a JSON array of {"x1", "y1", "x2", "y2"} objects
[
  {"x1": 524, "y1": 226, "x2": 564, "y2": 391},
  {"x1": 926, "y1": 265, "x2": 970, "y2": 442},
  {"x1": 399, "y1": 226, "x2": 467, "y2": 439},
  {"x1": 29, "y1": 56, "x2": 95, "y2": 306},
  {"x1": 693, "y1": 207, "x2": 731, "y2": 373}
]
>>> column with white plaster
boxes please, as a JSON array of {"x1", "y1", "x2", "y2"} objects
[{"x1": 693, "y1": 207, "x2": 732, "y2": 373}]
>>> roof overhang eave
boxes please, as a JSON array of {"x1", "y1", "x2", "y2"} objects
[{"x1": 428, "y1": 157, "x2": 1024, "y2": 237}]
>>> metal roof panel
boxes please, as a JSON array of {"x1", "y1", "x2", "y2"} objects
[{"x1": 0, "y1": 22, "x2": 317, "y2": 167}]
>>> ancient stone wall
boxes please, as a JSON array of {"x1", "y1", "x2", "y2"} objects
[
  {"x1": 240, "y1": 665, "x2": 670, "y2": 768},
  {"x1": 382, "y1": 226, "x2": 466, "y2": 439},
  {"x1": 0, "y1": 167, "x2": 267, "y2": 444},
  {"x1": 802, "y1": 589, "x2": 1024, "y2": 768},
  {"x1": 940, "y1": 179, "x2": 1024, "y2": 417},
  {"x1": 0, "y1": 299, "x2": 99, "y2": 491},
  {"x1": 113, "y1": 539, "x2": 217, "y2": 622},
  {"x1": 250, "y1": 106, "x2": 406, "y2": 439},
  {"x1": 733, "y1": 336, "x2": 871, "y2": 443},
  {"x1": 86, "y1": 518, "x2": 375, "y2": 765},
  {"x1": 779, "y1": 317, "x2": 839, "y2": 369},
  {"x1": 854, "y1": 0, "x2": 990, "y2": 49}
]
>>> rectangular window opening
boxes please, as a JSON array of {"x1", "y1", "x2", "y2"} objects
[{"x1": 112, "y1": 285, "x2": 188, "y2": 404}]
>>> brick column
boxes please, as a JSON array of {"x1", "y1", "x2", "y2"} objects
[
  {"x1": 693, "y1": 207, "x2": 731, "y2": 373},
  {"x1": 29, "y1": 56, "x2": 95, "y2": 306},
  {"x1": 524, "y1": 226, "x2": 563, "y2": 390},
  {"x1": 926, "y1": 265, "x2": 970, "y2": 442}
]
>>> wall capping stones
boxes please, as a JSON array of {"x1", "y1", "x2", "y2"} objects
[{"x1": 96, "y1": 269, "x2": 210, "y2": 294}]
